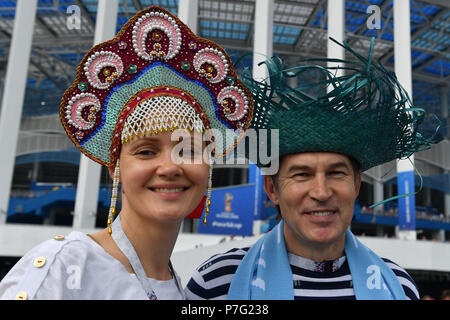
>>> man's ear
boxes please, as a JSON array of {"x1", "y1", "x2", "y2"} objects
[
  {"x1": 355, "y1": 170, "x2": 362, "y2": 197},
  {"x1": 264, "y1": 175, "x2": 279, "y2": 205}
]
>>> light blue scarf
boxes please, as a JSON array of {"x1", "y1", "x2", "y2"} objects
[{"x1": 228, "y1": 220, "x2": 406, "y2": 300}]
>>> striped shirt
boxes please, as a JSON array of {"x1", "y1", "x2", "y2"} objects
[{"x1": 185, "y1": 247, "x2": 420, "y2": 300}]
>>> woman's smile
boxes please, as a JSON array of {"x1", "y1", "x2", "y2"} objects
[{"x1": 147, "y1": 184, "x2": 191, "y2": 200}]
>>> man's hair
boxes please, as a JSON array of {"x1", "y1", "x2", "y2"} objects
[{"x1": 268, "y1": 154, "x2": 361, "y2": 221}]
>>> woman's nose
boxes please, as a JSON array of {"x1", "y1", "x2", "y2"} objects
[{"x1": 155, "y1": 150, "x2": 183, "y2": 178}]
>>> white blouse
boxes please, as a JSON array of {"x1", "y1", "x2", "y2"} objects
[{"x1": 0, "y1": 231, "x2": 184, "y2": 300}]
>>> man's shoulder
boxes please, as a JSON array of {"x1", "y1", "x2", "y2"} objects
[
  {"x1": 197, "y1": 247, "x2": 250, "y2": 273},
  {"x1": 381, "y1": 257, "x2": 420, "y2": 300},
  {"x1": 185, "y1": 247, "x2": 249, "y2": 300}
]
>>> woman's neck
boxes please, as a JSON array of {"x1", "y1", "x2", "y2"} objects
[
  {"x1": 89, "y1": 209, "x2": 181, "y2": 281},
  {"x1": 119, "y1": 209, "x2": 181, "y2": 280}
]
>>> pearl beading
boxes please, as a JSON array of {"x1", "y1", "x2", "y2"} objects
[
  {"x1": 83, "y1": 51, "x2": 124, "y2": 90},
  {"x1": 132, "y1": 11, "x2": 181, "y2": 61},
  {"x1": 65, "y1": 93, "x2": 101, "y2": 131},
  {"x1": 193, "y1": 47, "x2": 229, "y2": 84},
  {"x1": 121, "y1": 95, "x2": 205, "y2": 144},
  {"x1": 218, "y1": 86, "x2": 250, "y2": 121}
]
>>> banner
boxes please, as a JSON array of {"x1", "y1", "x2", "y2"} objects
[
  {"x1": 198, "y1": 184, "x2": 255, "y2": 236},
  {"x1": 397, "y1": 170, "x2": 416, "y2": 231}
]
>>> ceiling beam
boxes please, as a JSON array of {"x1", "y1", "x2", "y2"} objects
[
  {"x1": 294, "y1": 0, "x2": 325, "y2": 51},
  {"x1": 379, "y1": 7, "x2": 448, "y2": 64},
  {"x1": 132, "y1": 0, "x2": 143, "y2": 11},
  {"x1": 420, "y1": 0, "x2": 450, "y2": 9},
  {"x1": 73, "y1": 0, "x2": 96, "y2": 31}
]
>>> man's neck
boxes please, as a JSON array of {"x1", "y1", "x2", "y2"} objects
[{"x1": 283, "y1": 222, "x2": 346, "y2": 262}]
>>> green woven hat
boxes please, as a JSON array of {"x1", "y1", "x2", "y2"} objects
[{"x1": 240, "y1": 38, "x2": 439, "y2": 172}]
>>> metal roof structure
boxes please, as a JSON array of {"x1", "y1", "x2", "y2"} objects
[{"x1": 0, "y1": 0, "x2": 448, "y2": 122}]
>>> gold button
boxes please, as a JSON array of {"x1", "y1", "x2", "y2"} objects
[
  {"x1": 33, "y1": 256, "x2": 46, "y2": 268},
  {"x1": 15, "y1": 291, "x2": 27, "y2": 300},
  {"x1": 54, "y1": 235, "x2": 65, "y2": 241}
]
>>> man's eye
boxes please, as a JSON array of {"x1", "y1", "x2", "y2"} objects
[
  {"x1": 294, "y1": 172, "x2": 310, "y2": 178},
  {"x1": 329, "y1": 171, "x2": 346, "y2": 176}
]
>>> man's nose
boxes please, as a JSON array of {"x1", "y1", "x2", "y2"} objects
[{"x1": 308, "y1": 175, "x2": 333, "y2": 202}]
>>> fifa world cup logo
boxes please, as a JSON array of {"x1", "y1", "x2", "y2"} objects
[{"x1": 224, "y1": 193, "x2": 234, "y2": 212}]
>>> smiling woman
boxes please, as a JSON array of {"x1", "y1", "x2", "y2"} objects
[
  {"x1": 118, "y1": 132, "x2": 209, "y2": 224},
  {"x1": 0, "y1": 6, "x2": 253, "y2": 300}
]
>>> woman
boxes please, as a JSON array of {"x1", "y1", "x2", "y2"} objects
[{"x1": 0, "y1": 6, "x2": 253, "y2": 300}]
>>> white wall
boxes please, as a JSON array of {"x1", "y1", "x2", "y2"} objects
[
  {"x1": 2, "y1": 224, "x2": 450, "y2": 288},
  {"x1": 0, "y1": 224, "x2": 241, "y2": 257}
]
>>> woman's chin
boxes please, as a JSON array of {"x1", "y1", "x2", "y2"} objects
[{"x1": 149, "y1": 208, "x2": 191, "y2": 223}]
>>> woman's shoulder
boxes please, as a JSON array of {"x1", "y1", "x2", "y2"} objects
[{"x1": 0, "y1": 231, "x2": 95, "y2": 300}]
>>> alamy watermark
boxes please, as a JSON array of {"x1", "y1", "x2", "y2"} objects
[
  {"x1": 366, "y1": 5, "x2": 381, "y2": 30},
  {"x1": 66, "y1": 5, "x2": 81, "y2": 30},
  {"x1": 170, "y1": 128, "x2": 280, "y2": 175}
]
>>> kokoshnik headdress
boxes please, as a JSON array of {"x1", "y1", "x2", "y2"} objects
[
  {"x1": 241, "y1": 38, "x2": 439, "y2": 173},
  {"x1": 60, "y1": 6, "x2": 254, "y2": 231}
]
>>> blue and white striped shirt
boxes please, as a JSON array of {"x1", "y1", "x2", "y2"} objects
[{"x1": 185, "y1": 247, "x2": 420, "y2": 300}]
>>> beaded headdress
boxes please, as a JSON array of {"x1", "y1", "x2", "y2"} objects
[
  {"x1": 60, "y1": 6, "x2": 253, "y2": 167},
  {"x1": 241, "y1": 38, "x2": 439, "y2": 172},
  {"x1": 60, "y1": 6, "x2": 254, "y2": 228}
]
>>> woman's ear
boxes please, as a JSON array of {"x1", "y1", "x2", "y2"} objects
[{"x1": 108, "y1": 165, "x2": 115, "y2": 181}]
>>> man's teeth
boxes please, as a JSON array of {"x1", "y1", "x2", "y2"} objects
[
  {"x1": 154, "y1": 188, "x2": 184, "y2": 193},
  {"x1": 308, "y1": 211, "x2": 335, "y2": 216}
]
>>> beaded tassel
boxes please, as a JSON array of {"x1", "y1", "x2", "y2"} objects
[
  {"x1": 108, "y1": 160, "x2": 120, "y2": 235},
  {"x1": 203, "y1": 158, "x2": 213, "y2": 225}
]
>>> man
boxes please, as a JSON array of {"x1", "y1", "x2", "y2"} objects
[{"x1": 185, "y1": 39, "x2": 437, "y2": 300}]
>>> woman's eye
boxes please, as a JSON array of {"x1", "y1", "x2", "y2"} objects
[
  {"x1": 136, "y1": 149, "x2": 155, "y2": 156},
  {"x1": 180, "y1": 148, "x2": 200, "y2": 156}
]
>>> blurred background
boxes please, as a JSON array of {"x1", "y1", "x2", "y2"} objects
[{"x1": 0, "y1": 0, "x2": 448, "y2": 299}]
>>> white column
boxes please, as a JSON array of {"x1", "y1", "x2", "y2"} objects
[
  {"x1": 0, "y1": 0, "x2": 38, "y2": 224},
  {"x1": 251, "y1": 0, "x2": 273, "y2": 235},
  {"x1": 441, "y1": 86, "x2": 449, "y2": 138},
  {"x1": 286, "y1": 56, "x2": 299, "y2": 89},
  {"x1": 178, "y1": 0, "x2": 199, "y2": 234},
  {"x1": 253, "y1": 0, "x2": 274, "y2": 82},
  {"x1": 178, "y1": 0, "x2": 198, "y2": 33},
  {"x1": 327, "y1": 0, "x2": 345, "y2": 80},
  {"x1": 394, "y1": 0, "x2": 416, "y2": 241},
  {"x1": 442, "y1": 87, "x2": 450, "y2": 226},
  {"x1": 374, "y1": 180, "x2": 384, "y2": 214},
  {"x1": 73, "y1": 0, "x2": 119, "y2": 229},
  {"x1": 372, "y1": 165, "x2": 384, "y2": 214},
  {"x1": 445, "y1": 174, "x2": 450, "y2": 226}
]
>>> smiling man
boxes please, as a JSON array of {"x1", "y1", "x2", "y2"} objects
[
  {"x1": 268, "y1": 152, "x2": 361, "y2": 264},
  {"x1": 185, "y1": 40, "x2": 439, "y2": 300}
]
